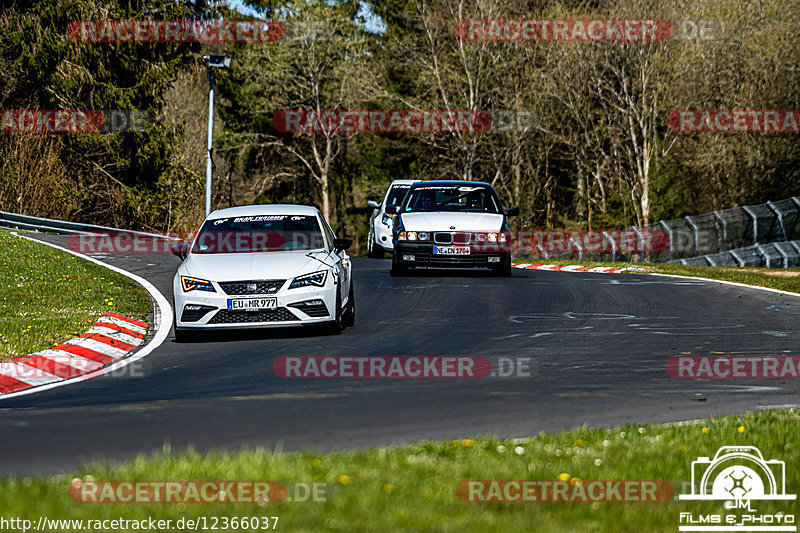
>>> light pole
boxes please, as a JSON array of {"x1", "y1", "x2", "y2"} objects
[{"x1": 203, "y1": 55, "x2": 231, "y2": 217}]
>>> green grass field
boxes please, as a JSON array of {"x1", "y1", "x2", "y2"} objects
[
  {"x1": 2, "y1": 239, "x2": 799, "y2": 531},
  {"x1": 0, "y1": 230, "x2": 151, "y2": 360},
  {"x1": 0, "y1": 410, "x2": 796, "y2": 532}
]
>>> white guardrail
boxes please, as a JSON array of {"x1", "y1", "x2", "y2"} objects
[{"x1": 0, "y1": 211, "x2": 178, "y2": 241}]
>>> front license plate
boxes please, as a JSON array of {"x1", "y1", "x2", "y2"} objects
[
  {"x1": 433, "y1": 246, "x2": 470, "y2": 255},
  {"x1": 228, "y1": 298, "x2": 277, "y2": 311}
]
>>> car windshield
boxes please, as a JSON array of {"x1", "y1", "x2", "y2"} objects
[
  {"x1": 385, "y1": 184, "x2": 411, "y2": 208},
  {"x1": 191, "y1": 214, "x2": 325, "y2": 254},
  {"x1": 403, "y1": 185, "x2": 502, "y2": 213}
]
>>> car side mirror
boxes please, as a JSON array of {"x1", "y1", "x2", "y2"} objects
[
  {"x1": 385, "y1": 205, "x2": 399, "y2": 215},
  {"x1": 171, "y1": 243, "x2": 188, "y2": 260},
  {"x1": 333, "y1": 238, "x2": 352, "y2": 253},
  {"x1": 367, "y1": 200, "x2": 381, "y2": 210},
  {"x1": 506, "y1": 207, "x2": 520, "y2": 217}
]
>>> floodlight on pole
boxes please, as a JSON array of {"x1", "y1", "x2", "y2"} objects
[{"x1": 203, "y1": 55, "x2": 230, "y2": 217}]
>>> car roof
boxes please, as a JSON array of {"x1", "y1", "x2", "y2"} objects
[
  {"x1": 390, "y1": 179, "x2": 418, "y2": 186},
  {"x1": 409, "y1": 180, "x2": 494, "y2": 188},
  {"x1": 207, "y1": 204, "x2": 319, "y2": 220}
]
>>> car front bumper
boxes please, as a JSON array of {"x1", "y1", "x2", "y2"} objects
[
  {"x1": 393, "y1": 242, "x2": 510, "y2": 268},
  {"x1": 173, "y1": 278, "x2": 337, "y2": 329}
]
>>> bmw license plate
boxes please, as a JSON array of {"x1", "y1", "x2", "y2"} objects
[
  {"x1": 228, "y1": 298, "x2": 277, "y2": 311},
  {"x1": 433, "y1": 246, "x2": 470, "y2": 255}
]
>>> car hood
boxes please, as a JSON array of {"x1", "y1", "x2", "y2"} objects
[
  {"x1": 399, "y1": 212, "x2": 504, "y2": 232},
  {"x1": 181, "y1": 250, "x2": 331, "y2": 281}
]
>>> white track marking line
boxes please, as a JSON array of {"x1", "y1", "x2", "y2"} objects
[{"x1": 1, "y1": 233, "x2": 172, "y2": 400}]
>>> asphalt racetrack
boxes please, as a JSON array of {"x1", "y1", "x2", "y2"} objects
[{"x1": 1, "y1": 234, "x2": 799, "y2": 475}]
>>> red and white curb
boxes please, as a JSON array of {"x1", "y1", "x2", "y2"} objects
[
  {"x1": 512, "y1": 263, "x2": 632, "y2": 273},
  {"x1": 0, "y1": 312, "x2": 147, "y2": 395},
  {"x1": 1, "y1": 233, "x2": 172, "y2": 400}
]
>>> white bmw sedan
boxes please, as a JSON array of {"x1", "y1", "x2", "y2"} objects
[
  {"x1": 387, "y1": 181, "x2": 519, "y2": 276},
  {"x1": 171, "y1": 205, "x2": 354, "y2": 341}
]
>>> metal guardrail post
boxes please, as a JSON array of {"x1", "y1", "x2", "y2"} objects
[
  {"x1": 741, "y1": 205, "x2": 759, "y2": 244},
  {"x1": 766, "y1": 200, "x2": 791, "y2": 242},
  {"x1": 685, "y1": 216, "x2": 699, "y2": 257},
  {"x1": 569, "y1": 235, "x2": 583, "y2": 261},
  {"x1": 713, "y1": 211, "x2": 727, "y2": 251},
  {"x1": 659, "y1": 220, "x2": 674, "y2": 262},
  {"x1": 602, "y1": 231, "x2": 617, "y2": 262}
]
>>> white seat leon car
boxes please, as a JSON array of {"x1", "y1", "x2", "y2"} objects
[{"x1": 171, "y1": 205, "x2": 354, "y2": 341}]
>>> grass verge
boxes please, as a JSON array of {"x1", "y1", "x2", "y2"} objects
[
  {"x1": 0, "y1": 230, "x2": 151, "y2": 360},
  {"x1": 0, "y1": 410, "x2": 796, "y2": 532}
]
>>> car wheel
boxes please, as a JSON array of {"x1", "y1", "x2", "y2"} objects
[
  {"x1": 367, "y1": 227, "x2": 384, "y2": 259},
  {"x1": 493, "y1": 255, "x2": 512, "y2": 277},
  {"x1": 326, "y1": 286, "x2": 344, "y2": 334},
  {"x1": 390, "y1": 254, "x2": 408, "y2": 276},
  {"x1": 173, "y1": 314, "x2": 197, "y2": 342},
  {"x1": 343, "y1": 281, "x2": 355, "y2": 327}
]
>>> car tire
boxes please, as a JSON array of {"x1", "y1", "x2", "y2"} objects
[
  {"x1": 326, "y1": 286, "x2": 344, "y2": 334},
  {"x1": 173, "y1": 314, "x2": 197, "y2": 342},
  {"x1": 343, "y1": 281, "x2": 355, "y2": 327},
  {"x1": 390, "y1": 254, "x2": 409, "y2": 276},
  {"x1": 493, "y1": 255, "x2": 512, "y2": 277},
  {"x1": 367, "y1": 227, "x2": 384, "y2": 259}
]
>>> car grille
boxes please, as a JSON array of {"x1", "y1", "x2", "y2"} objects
[
  {"x1": 433, "y1": 232, "x2": 471, "y2": 244},
  {"x1": 413, "y1": 253, "x2": 492, "y2": 266},
  {"x1": 208, "y1": 308, "x2": 298, "y2": 324},
  {"x1": 218, "y1": 280, "x2": 285, "y2": 295}
]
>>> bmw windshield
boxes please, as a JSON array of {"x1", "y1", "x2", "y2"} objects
[{"x1": 402, "y1": 185, "x2": 502, "y2": 214}]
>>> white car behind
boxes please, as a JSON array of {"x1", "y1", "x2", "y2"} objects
[
  {"x1": 171, "y1": 205, "x2": 354, "y2": 341},
  {"x1": 366, "y1": 179, "x2": 417, "y2": 258}
]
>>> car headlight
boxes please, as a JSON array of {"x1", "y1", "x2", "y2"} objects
[
  {"x1": 381, "y1": 213, "x2": 394, "y2": 227},
  {"x1": 487, "y1": 233, "x2": 498, "y2": 243},
  {"x1": 290, "y1": 270, "x2": 328, "y2": 289},
  {"x1": 417, "y1": 232, "x2": 429, "y2": 241},
  {"x1": 181, "y1": 276, "x2": 216, "y2": 292},
  {"x1": 407, "y1": 231, "x2": 417, "y2": 241}
]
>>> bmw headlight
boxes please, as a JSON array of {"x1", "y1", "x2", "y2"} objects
[
  {"x1": 382, "y1": 213, "x2": 394, "y2": 227},
  {"x1": 181, "y1": 276, "x2": 216, "y2": 292},
  {"x1": 417, "y1": 232, "x2": 429, "y2": 241},
  {"x1": 290, "y1": 270, "x2": 328, "y2": 289}
]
